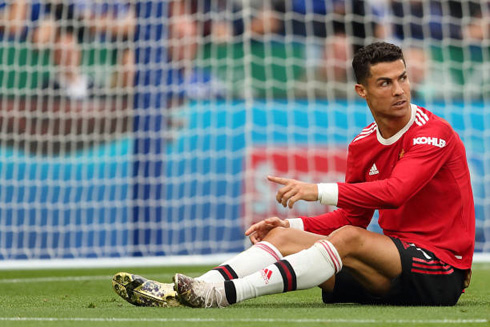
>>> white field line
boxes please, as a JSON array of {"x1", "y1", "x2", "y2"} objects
[
  {"x1": 0, "y1": 253, "x2": 488, "y2": 271},
  {"x1": 0, "y1": 317, "x2": 487, "y2": 324},
  {"x1": 0, "y1": 254, "x2": 236, "y2": 270},
  {"x1": 0, "y1": 273, "x2": 175, "y2": 284}
]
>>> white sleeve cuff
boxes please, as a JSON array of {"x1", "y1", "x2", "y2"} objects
[
  {"x1": 317, "y1": 183, "x2": 339, "y2": 206},
  {"x1": 286, "y1": 218, "x2": 304, "y2": 231}
]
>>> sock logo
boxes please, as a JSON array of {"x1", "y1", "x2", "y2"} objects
[{"x1": 261, "y1": 268, "x2": 273, "y2": 284}]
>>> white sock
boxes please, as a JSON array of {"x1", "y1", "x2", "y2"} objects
[
  {"x1": 197, "y1": 241, "x2": 283, "y2": 282},
  {"x1": 228, "y1": 240, "x2": 342, "y2": 304}
]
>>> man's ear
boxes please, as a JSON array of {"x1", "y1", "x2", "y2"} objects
[{"x1": 355, "y1": 83, "x2": 366, "y2": 98}]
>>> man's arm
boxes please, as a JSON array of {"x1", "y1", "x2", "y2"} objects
[
  {"x1": 266, "y1": 176, "x2": 374, "y2": 235},
  {"x1": 299, "y1": 206, "x2": 374, "y2": 235},
  {"x1": 270, "y1": 129, "x2": 456, "y2": 210},
  {"x1": 336, "y1": 132, "x2": 456, "y2": 209}
]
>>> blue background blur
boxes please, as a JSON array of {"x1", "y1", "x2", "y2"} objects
[{"x1": 1, "y1": 100, "x2": 487, "y2": 259}]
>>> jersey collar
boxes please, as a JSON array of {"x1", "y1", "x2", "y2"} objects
[{"x1": 376, "y1": 103, "x2": 417, "y2": 146}]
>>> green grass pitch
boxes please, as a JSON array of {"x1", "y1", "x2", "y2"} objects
[{"x1": 0, "y1": 263, "x2": 488, "y2": 327}]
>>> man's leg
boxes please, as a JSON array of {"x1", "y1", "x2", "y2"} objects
[
  {"x1": 197, "y1": 228, "x2": 324, "y2": 282},
  {"x1": 175, "y1": 225, "x2": 402, "y2": 307},
  {"x1": 197, "y1": 241, "x2": 283, "y2": 282},
  {"x1": 113, "y1": 227, "x2": 322, "y2": 306},
  {"x1": 229, "y1": 225, "x2": 401, "y2": 303},
  {"x1": 320, "y1": 225, "x2": 402, "y2": 295}
]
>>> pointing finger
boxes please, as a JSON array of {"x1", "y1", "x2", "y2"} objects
[{"x1": 267, "y1": 175, "x2": 291, "y2": 185}]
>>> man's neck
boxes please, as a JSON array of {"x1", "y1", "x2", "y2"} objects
[{"x1": 375, "y1": 106, "x2": 412, "y2": 139}]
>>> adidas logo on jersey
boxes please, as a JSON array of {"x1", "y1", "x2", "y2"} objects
[
  {"x1": 369, "y1": 163, "x2": 379, "y2": 176},
  {"x1": 413, "y1": 137, "x2": 446, "y2": 148}
]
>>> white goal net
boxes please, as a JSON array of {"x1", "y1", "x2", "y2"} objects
[{"x1": 0, "y1": 0, "x2": 488, "y2": 264}]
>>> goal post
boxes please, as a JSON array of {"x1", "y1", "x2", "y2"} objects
[{"x1": 0, "y1": 0, "x2": 488, "y2": 267}]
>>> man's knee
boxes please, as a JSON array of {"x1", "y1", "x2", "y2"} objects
[
  {"x1": 329, "y1": 225, "x2": 364, "y2": 242},
  {"x1": 327, "y1": 226, "x2": 400, "y2": 281},
  {"x1": 327, "y1": 225, "x2": 367, "y2": 256},
  {"x1": 262, "y1": 227, "x2": 292, "y2": 253},
  {"x1": 262, "y1": 227, "x2": 321, "y2": 256}
]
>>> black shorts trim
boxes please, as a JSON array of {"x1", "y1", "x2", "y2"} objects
[{"x1": 322, "y1": 237, "x2": 466, "y2": 306}]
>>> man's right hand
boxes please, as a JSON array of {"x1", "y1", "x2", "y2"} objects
[{"x1": 245, "y1": 217, "x2": 290, "y2": 244}]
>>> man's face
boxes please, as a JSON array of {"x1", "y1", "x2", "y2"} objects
[{"x1": 355, "y1": 59, "x2": 411, "y2": 121}]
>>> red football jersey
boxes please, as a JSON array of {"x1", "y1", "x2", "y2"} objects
[{"x1": 301, "y1": 104, "x2": 475, "y2": 269}]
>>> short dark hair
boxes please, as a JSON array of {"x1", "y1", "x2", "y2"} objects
[{"x1": 352, "y1": 42, "x2": 405, "y2": 84}]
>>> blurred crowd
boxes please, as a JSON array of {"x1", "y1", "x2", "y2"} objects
[
  {"x1": 0, "y1": 0, "x2": 135, "y2": 99},
  {"x1": 0, "y1": 0, "x2": 488, "y2": 102}
]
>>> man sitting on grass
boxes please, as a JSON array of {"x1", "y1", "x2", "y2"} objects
[{"x1": 112, "y1": 42, "x2": 475, "y2": 308}]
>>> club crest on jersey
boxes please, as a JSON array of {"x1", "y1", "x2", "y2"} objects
[
  {"x1": 261, "y1": 268, "x2": 273, "y2": 284},
  {"x1": 398, "y1": 149, "x2": 405, "y2": 160},
  {"x1": 413, "y1": 137, "x2": 446, "y2": 148}
]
